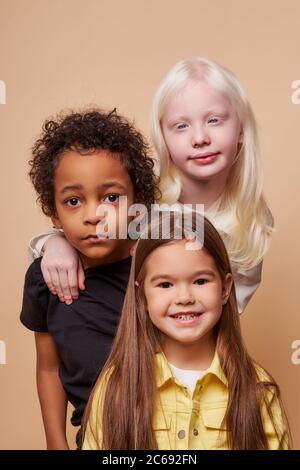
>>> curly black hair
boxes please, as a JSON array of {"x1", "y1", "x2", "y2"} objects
[{"x1": 29, "y1": 108, "x2": 160, "y2": 217}]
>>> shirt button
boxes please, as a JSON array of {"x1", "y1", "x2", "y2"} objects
[
  {"x1": 193, "y1": 429, "x2": 199, "y2": 436},
  {"x1": 178, "y1": 430, "x2": 186, "y2": 439}
]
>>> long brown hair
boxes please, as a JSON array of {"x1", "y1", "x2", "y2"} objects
[{"x1": 82, "y1": 211, "x2": 291, "y2": 450}]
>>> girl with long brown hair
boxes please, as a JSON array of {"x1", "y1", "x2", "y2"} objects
[{"x1": 82, "y1": 211, "x2": 291, "y2": 450}]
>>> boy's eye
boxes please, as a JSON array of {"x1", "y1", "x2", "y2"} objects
[
  {"x1": 158, "y1": 282, "x2": 172, "y2": 288},
  {"x1": 66, "y1": 197, "x2": 81, "y2": 207},
  {"x1": 194, "y1": 278, "x2": 208, "y2": 285},
  {"x1": 103, "y1": 194, "x2": 120, "y2": 203}
]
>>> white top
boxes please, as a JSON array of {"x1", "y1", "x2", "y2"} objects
[{"x1": 168, "y1": 362, "x2": 206, "y2": 395}]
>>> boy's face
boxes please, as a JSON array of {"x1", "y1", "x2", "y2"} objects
[{"x1": 52, "y1": 150, "x2": 135, "y2": 268}]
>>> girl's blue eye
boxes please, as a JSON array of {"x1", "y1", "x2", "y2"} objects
[
  {"x1": 176, "y1": 123, "x2": 188, "y2": 130},
  {"x1": 103, "y1": 194, "x2": 120, "y2": 203},
  {"x1": 66, "y1": 198, "x2": 80, "y2": 207},
  {"x1": 208, "y1": 117, "x2": 219, "y2": 124},
  {"x1": 194, "y1": 279, "x2": 208, "y2": 285},
  {"x1": 158, "y1": 282, "x2": 172, "y2": 288}
]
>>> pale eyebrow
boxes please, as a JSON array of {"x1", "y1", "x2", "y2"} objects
[
  {"x1": 150, "y1": 270, "x2": 216, "y2": 283},
  {"x1": 59, "y1": 181, "x2": 127, "y2": 195},
  {"x1": 165, "y1": 115, "x2": 190, "y2": 125},
  {"x1": 205, "y1": 110, "x2": 229, "y2": 118}
]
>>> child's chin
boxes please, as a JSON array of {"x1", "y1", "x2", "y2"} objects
[{"x1": 82, "y1": 244, "x2": 113, "y2": 259}]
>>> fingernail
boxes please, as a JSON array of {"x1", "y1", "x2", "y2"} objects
[{"x1": 66, "y1": 300, "x2": 72, "y2": 305}]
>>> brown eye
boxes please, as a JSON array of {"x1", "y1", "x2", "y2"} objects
[
  {"x1": 66, "y1": 198, "x2": 80, "y2": 207},
  {"x1": 158, "y1": 282, "x2": 172, "y2": 288},
  {"x1": 194, "y1": 279, "x2": 208, "y2": 285},
  {"x1": 103, "y1": 194, "x2": 120, "y2": 203}
]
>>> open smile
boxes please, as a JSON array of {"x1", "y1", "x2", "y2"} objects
[{"x1": 169, "y1": 311, "x2": 203, "y2": 324}]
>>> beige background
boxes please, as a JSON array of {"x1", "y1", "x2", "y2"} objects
[{"x1": 0, "y1": 0, "x2": 299, "y2": 449}]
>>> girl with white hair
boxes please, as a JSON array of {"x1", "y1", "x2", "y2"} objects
[
  {"x1": 150, "y1": 57, "x2": 273, "y2": 312},
  {"x1": 28, "y1": 58, "x2": 273, "y2": 313}
]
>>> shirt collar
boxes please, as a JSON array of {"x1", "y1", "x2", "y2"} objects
[{"x1": 155, "y1": 350, "x2": 228, "y2": 389}]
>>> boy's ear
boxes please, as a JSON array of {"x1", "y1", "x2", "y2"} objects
[
  {"x1": 51, "y1": 214, "x2": 62, "y2": 230},
  {"x1": 130, "y1": 242, "x2": 137, "y2": 257},
  {"x1": 222, "y1": 273, "x2": 233, "y2": 305}
]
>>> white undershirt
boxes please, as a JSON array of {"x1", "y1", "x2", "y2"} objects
[{"x1": 168, "y1": 362, "x2": 206, "y2": 394}]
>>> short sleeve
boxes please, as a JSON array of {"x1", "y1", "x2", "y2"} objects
[
  {"x1": 28, "y1": 228, "x2": 65, "y2": 263},
  {"x1": 232, "y1": 261, "x2": 263, "y2": 314},
  {"x1": 231, "y1": 208, "x2": 274, "y2": 314},
  {"x1": 20, "y1": 258, "x2": 50, "y2": 332}
]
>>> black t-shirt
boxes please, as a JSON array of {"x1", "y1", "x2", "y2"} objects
[{"x1": 20, "y1": 256, "x2": 131, "y2": 426}]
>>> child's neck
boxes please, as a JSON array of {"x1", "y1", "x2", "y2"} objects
[
  {"x1": 178, "y1": 171, "x2": 229, "y2": 210},
  {"x1": 163, "y1": 333, "x2": 216, "y2": 371},
  {"x1": 79, "y1": 240, "x2": 134, "y2": 269}
]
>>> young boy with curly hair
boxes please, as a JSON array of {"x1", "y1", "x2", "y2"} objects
[{"x1": 20, "y1": 108, "x2": 159, "y2": 449}]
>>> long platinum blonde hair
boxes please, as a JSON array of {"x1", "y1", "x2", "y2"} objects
[{"x1": 151, "y1": 57, "x2": 273, "y2": 270}]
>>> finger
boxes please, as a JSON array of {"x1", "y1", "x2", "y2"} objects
[
  {"x1": 58, "y1": 269, "x2": 73, "y2": 305},
  {"x1": 77, "y1": 260, "x2": 85, "y2": 291},
  {"x1": 41, "y1": 266, "x2": 57, "y2": 295},
  {"x1": 51, "y1": 268, "x2": 65, "y2": 303},
  {"x1": 67, "y1": 266, "x2": 79, "y2": 300}
]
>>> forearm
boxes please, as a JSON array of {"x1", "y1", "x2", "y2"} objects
[
  {"x1": 36, "y1": 368, "x2": 69, "y2": 450},
  {"x1": 28, "y1": 229, "x2": 65, "y2": 262}
]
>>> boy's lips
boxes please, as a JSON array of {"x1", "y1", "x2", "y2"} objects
[{"x1": 82, "y1": 234, "x2": 108, "y2": 243}]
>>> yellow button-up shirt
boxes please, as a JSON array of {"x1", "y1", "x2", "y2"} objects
[{"x1": 83, "y1": 352, "x2": 290, "y2": 450}]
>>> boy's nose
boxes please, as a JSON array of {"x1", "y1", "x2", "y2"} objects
[{"x1": 83, "y1": 203, "x2": 106, "y2": 225}]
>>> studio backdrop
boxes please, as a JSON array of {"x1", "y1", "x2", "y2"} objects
[{"x1": 0, "y1": 0, "x2": 299, "y2": 449}]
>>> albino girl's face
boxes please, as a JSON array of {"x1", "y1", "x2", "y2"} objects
[
  {"x1": 143, "y1": 240, "x2": 232, "y2": 348},
  {"x1": 161, "y1": 80, "x2": 243, "y2": 183}
]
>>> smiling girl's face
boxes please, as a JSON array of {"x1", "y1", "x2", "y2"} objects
[
  {"x1": 161, "y1": 80, "x2": 243, "y2": 184},
  {"x1": 143, "y1": 239, "x2": 232, "y2": 356}
]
